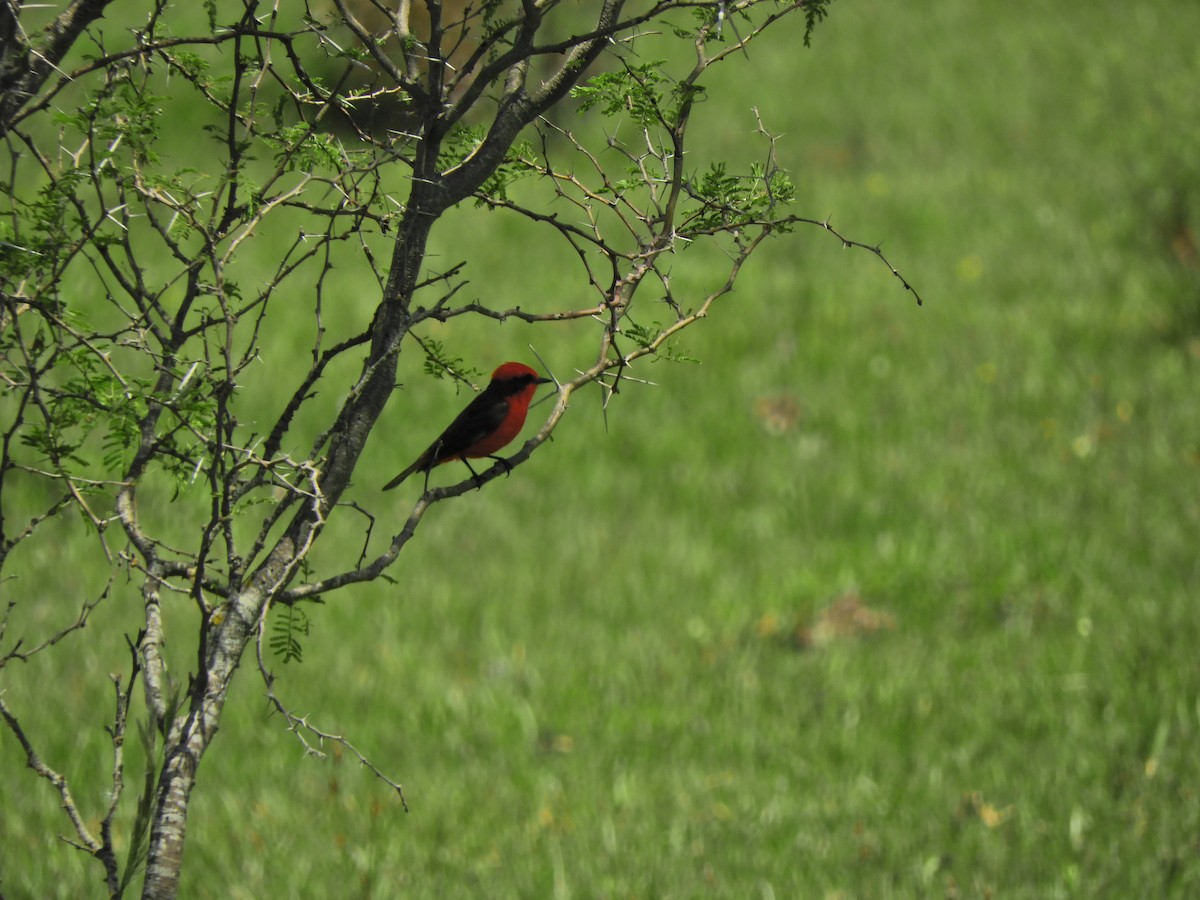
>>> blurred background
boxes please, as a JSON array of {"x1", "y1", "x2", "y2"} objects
[{"x1": 3, "y1": 1, "x2": 1199, "y2": 896}]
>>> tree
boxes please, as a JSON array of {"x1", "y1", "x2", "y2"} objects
[{"x1": 0, "y1": 1, "x2": 917, "y2": 896}]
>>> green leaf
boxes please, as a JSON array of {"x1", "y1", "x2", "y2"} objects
[
  {"x1": 570, "y1": 61, "x2": 670, "y2": 127},
  {"x1": 682, "y1": 161, "x2": 796, "y2": 234},
  {"x1": 623, "y1": 317, "x2": 699, "y2": 364},
  {"x1": 420, "y1": 340, "x2": 483, "y2": 385},
  {"x1": 268, "y1": 123, "x2": 346, "y2": 173},
  {"x1": 270, "y1": 605, "x2": 311, "y2": 665}
]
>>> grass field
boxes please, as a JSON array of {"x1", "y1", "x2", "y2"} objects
[{"x1": 3, "y1": 1, "x2": 1200, "y2": 897}]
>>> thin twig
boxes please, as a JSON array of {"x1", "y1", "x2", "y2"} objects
[{"x1": 0, "y1": 694, "x2": 103, "y2": 858}]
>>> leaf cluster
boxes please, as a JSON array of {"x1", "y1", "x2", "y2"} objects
[
  {"x1": 684, "y1": 161, "x2": 797, "y2": 233},
  {"x1": 571, "y1": 61, "x2": 674, "y2": 127},
  {"x1": 270, "y1": 604, "x2": 311, "y2": 665}
]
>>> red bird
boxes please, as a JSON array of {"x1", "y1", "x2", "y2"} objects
[{"x1": 383, "y1": 362, "x2": 552, "y2": 490}]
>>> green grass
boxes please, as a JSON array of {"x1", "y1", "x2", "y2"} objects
[{"x1": 4, "y1": 1, "x2": 1200, "y2": 897}]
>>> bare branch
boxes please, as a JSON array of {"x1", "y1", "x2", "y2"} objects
[
  {"x1": 253, "y1": 617, "x2": 408, "y2": 809},
  {"x1": 0, "y1": 693, "x2": 104, "y2": 860},
  {"x1": 0, "y1": 576, "x2": 115, "y2": 668}
]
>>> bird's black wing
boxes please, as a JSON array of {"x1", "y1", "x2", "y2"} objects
[{"x1": 426, "y1": 387, "x2": 509, "y2": 464}]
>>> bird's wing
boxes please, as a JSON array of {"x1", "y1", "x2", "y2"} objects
[
  {"x1": 429, "y1": 390, "x2": 509, "y2": 462},
  {"x1": 382, "y1": 385, "x2": 511, "y2": 491}
]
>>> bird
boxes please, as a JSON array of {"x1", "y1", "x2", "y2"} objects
[{"x1": 383, "y1": 362, "x2": 552, "y2": 491}]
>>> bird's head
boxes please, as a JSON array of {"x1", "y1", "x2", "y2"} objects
[{"x1": 490, "y1": 361, "x2": 552, "y2": 388}]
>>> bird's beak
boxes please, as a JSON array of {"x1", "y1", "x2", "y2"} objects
[{"x1": 537, "y1": 376, "x2": 553, "y2": 385}]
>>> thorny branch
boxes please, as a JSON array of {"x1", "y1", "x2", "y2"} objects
[{"x1": 253, "y1": 612, "x2": 409, "y2": 810}]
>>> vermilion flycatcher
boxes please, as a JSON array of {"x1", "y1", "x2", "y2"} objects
[{"x1": 383, "y1": 362, "x2": 552, "y2": 490}]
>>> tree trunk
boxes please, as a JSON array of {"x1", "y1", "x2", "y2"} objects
[{"x1": 140, "y1": 592, "x2": 256, "y2": 898}]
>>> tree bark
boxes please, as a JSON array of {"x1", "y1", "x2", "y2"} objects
[
  {"x1": 0, "y1": 0, "x2": 118, "y2": 135},
  {"x1": 140, "y1": 615, "x2": 249, "y2": 897}
]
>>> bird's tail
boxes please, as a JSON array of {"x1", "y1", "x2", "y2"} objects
[{"x1": 382, "y1": 460, "x2": 422, "y2": 491}]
